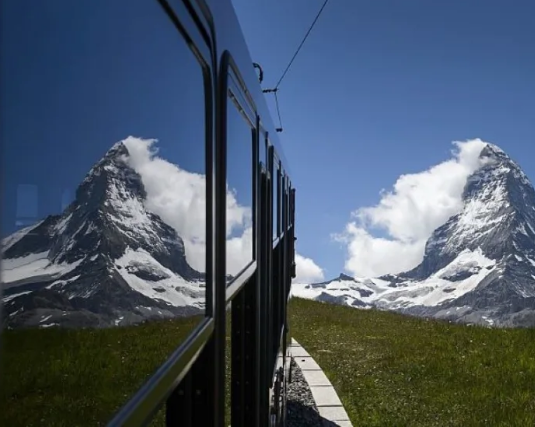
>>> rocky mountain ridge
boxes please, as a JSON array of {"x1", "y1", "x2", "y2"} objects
[
  {"x1": 293, "y1": 144, "x2": 535, "y2": 327},
  {"x1": 2, "y1": 141, "x2": 205, "y2": 329}
]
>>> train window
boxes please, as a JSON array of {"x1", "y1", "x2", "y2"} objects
[
  {"x1": 286, "y1": 179, "x2": 292, "y2": 227},
  {"x1": 2, "y1": 1, "x2": 209, "y2": 425},
  {"x1": 286, "y1": 180, "x2": 291, "y2": 230},
  {"x1": 281, "y1": 171, "x2": 287, "y2": 234},
  {"x1": 288, "y1": 181, "x2": 293, "y2": 227},
  {"x1": 286, "y1": 185, "x2": 290, "y2": 228},
  {"x1": 226, "y1": 88, "x2": 254, "y2": 278},
  {"x1": 260, "y1": 132, "x2": 268, "y2": 168},
  {"x1": 278, "y1": 164, "x2": 283, "y2": 237},
  {"x1": 292, "y1": 186, "x2": 295, "y2": 227},
  {"x1": 273, "y1": 160, "x2": 280, "y2": 240}
]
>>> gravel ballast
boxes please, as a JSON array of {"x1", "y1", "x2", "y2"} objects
[{"x1": 286, "y1": 358, "x2": 324, "y2": 427}]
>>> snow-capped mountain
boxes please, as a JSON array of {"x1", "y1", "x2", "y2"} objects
[
  {"x1": 2, "y1": 142, "x2": 205, "y2": 329},
  {"x1": 293, "y1": 144, "x2": 535, "y2": 327}
]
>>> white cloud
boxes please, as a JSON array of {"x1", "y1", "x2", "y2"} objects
[
  {"x1": 122, "y1": 136, "x2": 252, "y2": 275},
  {"x1": 336, "y1": 138, "x2": 489, "y2": 277},
  {"x1": 293, "y1": 253, "x2": 325, "y2": 284},
  {"x1": 226, "y1": 226, "x2": 253, "y2": 276},
  {"x1": 122, "y1": 136, "x2": 322, "y2": 281}
]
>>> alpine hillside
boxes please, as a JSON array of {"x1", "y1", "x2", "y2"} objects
[
  {"x1": 2, "y1": 141, "x2": 205, "y2": 329},
  {"x1": 293, "y1": 143, "x2": 535, "y2": 327}
]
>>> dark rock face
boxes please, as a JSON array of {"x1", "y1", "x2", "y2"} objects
[
  {"x1": 405, "y1": 145, "x2": 535, "y2": 281},
  {"x1": 402, "y1": 144, "x2": 535, "y2": 326},
  {"x1": 2, "y1": 142, "x2": 205, "y2": 329}
]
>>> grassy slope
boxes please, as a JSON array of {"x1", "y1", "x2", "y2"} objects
[
  {"x1": 1, "y1": 317, "x2": 202, "y2": 427},
  {"x1": 289, "y1": 297, "x2": 535, "y2": 427},
  {"x1": 2, "y1": 298, "x2": 535, "y2": 426}
]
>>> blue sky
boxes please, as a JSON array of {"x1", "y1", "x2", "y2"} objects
[
  {"x1": 231, "y1": 0, "x2": 535, "y2": 279},
  {"x1": 1, "y1": 1, "x2": 206, "y2": 233},
  {"x1": 2, "y1": 0, "x2": 534, "y2": 283},
  {"x1": 2, "y1": 0, "x2": 258, "y2": 278}
]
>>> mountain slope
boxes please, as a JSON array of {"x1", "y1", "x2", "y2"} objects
[
  {"x1": 293, "y1": 143, "x2": 535, "y2": 327},
  {"x1": 2, "y1": 141, "x2": 205, "y2": 329}
]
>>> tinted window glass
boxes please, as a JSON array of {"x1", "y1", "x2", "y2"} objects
[
  {"x1": 260, "y1": 133, "x2": 267, "y2": 168},
  {"x1": 1, "y1": 1, "x2": 207, "y2": 424},
  {"x1": 226, "y1": 89, "x2": 254, "y2": 279},
  {"x1": 273, "y1": 162, "x2": 280, "y2": 240}
]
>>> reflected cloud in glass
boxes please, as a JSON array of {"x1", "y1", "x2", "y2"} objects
[
  {"x1": 225, "y1": 96, "x2": 254, "y2": 279},
  {"x1": 1, "y1": 0, "x2": 209, "y2": 425}
]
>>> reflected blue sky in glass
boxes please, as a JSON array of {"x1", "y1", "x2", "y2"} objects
[
  {"x1": 259, "y1": 135, "x2": 267, "y2": 168},
  {"x1": 1, "y1": 2, "x2": 208, "y2": 421},
  {"x1": 226, "y1": 96, "x2": 254, "y2": 207},
  {"x1": 61, "y1": 189, "x2": 73, "y2": 212},
  {"x1": 16, "y1": 185, "x2": 38, "y2": 219},
  {"x1": 226, "y1": 96, "x2": 254, "y2": 273},
  {"x1": 1, "y1": 0, "x2": 205, "y2": 237},
  {"x1": 226, "y1": 99, "x2": 253, "y2": 213},
  {"x1": 273, "y1": 166, "x2": 279, "y2": 239}
]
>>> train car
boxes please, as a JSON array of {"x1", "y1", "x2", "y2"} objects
[
  {"x1": 109, "y1": 1, "x2": 297, "y2": 425},
  {"x1": 1, "y1": 0, "x2": 296, "y2": 426}
]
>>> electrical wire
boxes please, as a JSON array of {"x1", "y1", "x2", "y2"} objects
[
  {"x1": 274, "y1": 0, "x2": 329, "y2": 90},
  {"x1": 262, "y1": 0, "x2": 330, "y2": 132}
]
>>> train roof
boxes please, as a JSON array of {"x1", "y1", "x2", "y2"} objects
[{"x1": 198, "y1": 0, "x2": 292, "y2": 176}]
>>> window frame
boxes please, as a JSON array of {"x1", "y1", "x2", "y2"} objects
[
  {"x1": 220, "y1": 53, "x2": 259, "y2": 303},
  {"x1": 273, "y1": 153, "x2": 282, "y2": 243},
  {"x1": 108, "y1": 1, "x2": 215, "y2": 424}
]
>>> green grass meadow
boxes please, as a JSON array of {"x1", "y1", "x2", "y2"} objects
[
  {"x1": 289, "y1": 297, "x2": 535, "y2": 427},
  {"x1": 2, "y1": 298, "x2": 535, "y2": 426}
]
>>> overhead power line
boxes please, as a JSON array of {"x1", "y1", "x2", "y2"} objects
[
  {"x1": 262, "y1": 0, "x2": 330, "y2": 132},
  {"x1": 271, "y1": 0, "x2": 330, "y2": 91}
]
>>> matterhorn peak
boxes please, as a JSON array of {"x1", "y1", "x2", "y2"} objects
[
  {"x1": 2, "y1": 138, "x2": 204, "y2": 329},
  {"x1": 104, "y1": 140, "x2": 129, "y2": 158},
  {"x1": 475, "y1": 143, "x2": 513, "y2": 172},
  {"x1": 480, "y1": 142, "x2": 506, "y2": 157},
  {"x1": 294, "y1": 143, "x2": 535, "y2": 328}
]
